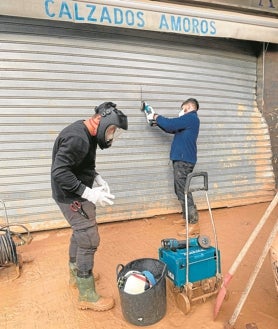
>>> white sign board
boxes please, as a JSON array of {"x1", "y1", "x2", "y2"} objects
[{"x1": 1, "y1": 0, "x2": 277, "y2": 43}]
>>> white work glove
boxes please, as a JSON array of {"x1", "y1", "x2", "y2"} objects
[
  {"x1": 82, "y1": 186, "x2": 115, "y2": 207},
  {"x1": 94, "y1": 174, "x2": 110, "y2": 193}
]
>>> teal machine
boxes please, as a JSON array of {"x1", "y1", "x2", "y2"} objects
[{"x1": 159, "y1": 172, "x2": 223, "y2": 315}]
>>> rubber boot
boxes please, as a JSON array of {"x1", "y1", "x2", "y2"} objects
[
  {"x1": 76, "y1": 275, "x2": 114, "y2": 311},
  {"x1": 178, "y1": 222, "x2": 200, "y2": 237},
  {"x1": 69, "y1": 262, "x2": 100, "y2": 288},
  {"x1": 69, "y1": 262, "x2": 78, "y2": 288}
]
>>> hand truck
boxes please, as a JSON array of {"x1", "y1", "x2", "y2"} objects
[{"x1": 159, "y1": 171, "x2": 223, "y2": 314}]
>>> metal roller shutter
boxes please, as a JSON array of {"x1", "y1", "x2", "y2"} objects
[{"x1": 0, "y1": 17, "x2": 275, "y2": 231}]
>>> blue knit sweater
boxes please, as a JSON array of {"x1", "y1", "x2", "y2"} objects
[{"x1": 156, "y1": 111, "x2": 200, "y2": 164}]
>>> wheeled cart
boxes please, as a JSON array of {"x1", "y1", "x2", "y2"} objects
[{"x1": 159, "y1": 171, "x2": 223, "y2": 315}]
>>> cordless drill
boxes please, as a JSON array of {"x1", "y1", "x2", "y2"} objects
[{"x1": 140, "y1": 101, "x2": 156, "y2": 126}]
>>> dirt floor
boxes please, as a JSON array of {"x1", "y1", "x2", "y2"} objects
[{"x1": 0, "y1": 202, "x2": 277, "y2": 329}]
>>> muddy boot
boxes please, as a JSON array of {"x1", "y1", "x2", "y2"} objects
[
  {"x1": 189, "y1": 205, "x2": 199, "y2": 222},
  {"x1": 178, "y1": 222, "x2": 200, "y2": 237},
  {"x1": 69, "y1": 262, "x2": 78, "y2": 288},
  {"x1": 69, "y1": 263, "x2": 100, "y2": 288},
  {"x1": 174, "y1": 205, "x2": 198, "y2": 225},
  {"x1": 76, "y1": 274, "x2": 114, "y2": 311}
]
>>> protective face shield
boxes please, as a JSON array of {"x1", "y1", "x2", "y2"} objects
[
  {"x1": 104, "y1": 125, "x2": 124, "y2": 148},
  {"x1": 123, "y1": 271, "x2": 150, "y2": 295},
  {"x1": 95, "y1": 102, "x2": 128, "y2": 149},
  {"x1": 122, "y1": 270, "x2": 156, "y2": 295}
]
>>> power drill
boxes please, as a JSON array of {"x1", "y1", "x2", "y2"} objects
[
  {"x1": 161, "y1": 236, "x2": 211, "y2": 250},
  {"x1": 140, "y1": 101, "x2": 156, "y2": 126}
]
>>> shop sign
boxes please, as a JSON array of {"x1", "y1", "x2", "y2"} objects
[
  {"x1": 0, "y1": 0, "x2": 277, "y2": 43},
  {"x1": 44, "y1": 1, "x2": 217, "y2": 36}
]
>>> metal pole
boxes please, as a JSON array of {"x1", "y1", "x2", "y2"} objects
[{"x1": 227, "y1": 220, "x2": 278, "y2": 328}]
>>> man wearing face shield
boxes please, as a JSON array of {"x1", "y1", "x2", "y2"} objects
[
  {"x1": 144, "y1": 98, "x2": 200, "y2": 237},
  {"x1": 51, "y1": 102, "x2": 128, "y2": 311}
]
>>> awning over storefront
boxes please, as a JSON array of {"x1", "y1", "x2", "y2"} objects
[{"x1": 1, "y1": 0, "x2": 278, "y2": 43}]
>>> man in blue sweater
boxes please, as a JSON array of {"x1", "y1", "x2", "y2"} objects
[{"x1": 145, "y1": 98, "x2": 200, "y2": 237}]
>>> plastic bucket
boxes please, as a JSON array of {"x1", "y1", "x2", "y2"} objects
[{"x1": 116, "y1": 258, "x2": 167, "y2": 326}]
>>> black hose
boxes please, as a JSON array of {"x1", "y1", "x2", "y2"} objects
[
  {"x1": 0, "y1": 224, "x2": 33, "y2": 266},
  {"x1": 0, "y1": 230, "x2": 18, "y2": 265},
  {"x1": 0, "y1": 200, "x2": 33, "y2": 266}
]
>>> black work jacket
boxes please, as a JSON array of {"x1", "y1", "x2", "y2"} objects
[{"x1": 51, "y1": 120, "x2": 98, "y2": 203}]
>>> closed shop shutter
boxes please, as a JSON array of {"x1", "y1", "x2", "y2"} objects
[{"x1": 0, "y1": 17, "x2": 275, "y2": 231}]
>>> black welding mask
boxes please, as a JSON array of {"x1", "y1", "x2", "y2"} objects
[{"x1": 95, "y1": 102, "x2": 128, "y2": 149}]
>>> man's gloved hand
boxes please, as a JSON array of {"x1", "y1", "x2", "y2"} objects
[
  {"x1": 141, "y1": 102, "x2": 157, "y2": 126},
  {"x1": 82, "y1": 186, "x2": 115, "y2": 207},
  {"x1": 94, "y1": 174, "x2": 110, "y2": 193}
]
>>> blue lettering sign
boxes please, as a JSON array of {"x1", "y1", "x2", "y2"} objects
[
  {"x1": 114, "y1": 8, "x2": 123, "y2": 25},
  {"x1": 43, "y1": 1, "x2": 216, "y2": 37},
  {"x1": 210, "y1": 21, "x2": 216, "y2": 35},
  {"x1": 159, "y1": 14, "x2": 217, "y2": 36},
  {"x1": 45, "y1": 0, "x2": 55, "y2": 18},
  {"x1": 126, "y1": 10, "x2": 135, "y2": 26},
  {"x1": 171, "y1": 16, "x2": 181, "y2": 32},
  {"x1": 100, "y1": 7, "x2": 112, "y2": 24},
  {"x1": 74, "y1": 3, "x2": 84, "y2": 21},
  {"x1": 183, "y1": 18, "x2": 190, "y2": 32},
  {"x1": 87, "y1": 4, "x2": 97, "y2": 22},
  {"x1": 159, "y1": 14, "x2": 169, "y2": 30},
  {"x1": 192, "y1": 18, "x2": 199, "y2": 33},
  {"x1": 200, "y1": 20, "x2": 208, "y2": 33},
  {"x1": 137, "y1": 11, "x2": 145, "y2": 28},
  {"x1": 59, "y1": 2, "x2": 72, "y2": 20}
]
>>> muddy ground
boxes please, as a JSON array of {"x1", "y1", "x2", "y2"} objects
[{"x1": 0, "y1": 202, "x2": 277, "y2": 329}]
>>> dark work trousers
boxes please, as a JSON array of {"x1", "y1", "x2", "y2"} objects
[
  {"x1": 173, "y1": 160, "x2": 195, "y2": 222},
  {"x1": 56, "y1": 200, "x2": 100, "y2": 274}
]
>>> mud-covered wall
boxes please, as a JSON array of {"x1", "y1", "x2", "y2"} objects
[{"x1": 257, "y1": 43, "x2": 278, "y2": 189}]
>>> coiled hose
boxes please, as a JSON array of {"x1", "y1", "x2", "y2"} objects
[
  {"x1": 0, "y1": 200, "x2": 32, "y2": 266},
  {"x1": 0, "y1": 228, "x2": 18, "y2": 265}
]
